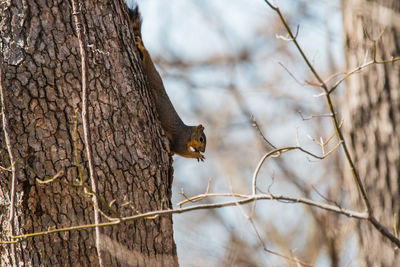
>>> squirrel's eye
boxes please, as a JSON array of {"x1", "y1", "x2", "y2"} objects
[{"x1": 199, "y1": 137, "x2": 204, "y2": 143}]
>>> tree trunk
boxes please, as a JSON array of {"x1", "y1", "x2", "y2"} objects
[
  {"x1": 0, "y1": 0, "x2": 178, "y2": 266},
  {"x1": 342, "y1": 0, "x2": 400, "y2": 265}
]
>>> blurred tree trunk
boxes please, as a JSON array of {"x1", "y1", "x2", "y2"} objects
[
  {"x1": 342, "y1": 0, "x2": 400, "y2": 265},
  {"x1": 0, "y1": 0, "x2": 177, "y2": 266}
]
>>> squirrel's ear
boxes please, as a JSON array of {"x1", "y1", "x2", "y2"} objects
[{"x1": 196, "y1": 125, "x2": 204, "y2": 131}]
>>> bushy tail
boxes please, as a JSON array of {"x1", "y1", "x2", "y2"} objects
[{"x1": 128, "y1": 6, "x2": 142, "y2": 41}]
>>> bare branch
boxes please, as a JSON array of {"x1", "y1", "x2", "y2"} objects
[
  {"x1": 263, "y1": 0, "x2": 372, "y2": 216},
  {"x1": 263, "y1": 0, "x2": 400, "y2": 250},
  {"x1": 1, "y1": 192, "x2": 369, "y2": 245},
  {"x1": 369, "y1": 216, "x2": 400, "y2": 249}
]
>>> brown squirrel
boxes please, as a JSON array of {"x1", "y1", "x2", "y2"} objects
[{"x1": 128, "y1": 6, "x2": 206, "y2": 161}]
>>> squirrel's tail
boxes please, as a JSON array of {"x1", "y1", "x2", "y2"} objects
[{"x1": 128, "y1": 6, "x2": 142, "y2": 40}]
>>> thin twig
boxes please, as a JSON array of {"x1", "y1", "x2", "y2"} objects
[
  {"x1": 251, "y1": 116, "x2": 277, "y2": 149},
  {"x1": 71, "y1": 1, "x2": 104, "y2": 266},
  {"x1": 248, "y1": 218, "x2": 312, "y2": 266},
  {"x1": 228, "y1": 84, "x2": 276, "y2": 149},
  {"x1": 73, "y1": 110, "x2": 84, "y2": 184},
  {"x1": 177, "y1": 179, "x2": 214, "y2": 206},
  {"x1": 328, "y1": 57, "x2": 400, "y2": 94},
  {"x1": 0, "y1": 163, "x2": 13, "y2": 171},
  {"x1": 312, "y1": 185, "x2": 340, "y2": 208},
  {"x1": 252, "y1": 146, "x2": 328, "y2": 195},
  {"x1": 15, "y1": 159, "x2": 119, "y2": 219},
  {"x1": 298, "y1": 110, "x2": 334, "y2": 121},
  {"x1": 0, "y1": 50, "x2": 18, "y2": 267},
  {"x1": 279, "y1": 62, "x2": 306, "y2": 86},
  {"x1": 234, "y1": 189, "x2": 311, "y2": 266},
  {"x1": 6, "y1": 155, "x2": 120, "y2": 220},
  {"x1": 36, "y1": 170, "x2": 63, "y2": 184},
  {"x1": 275, "y1": 25, "x2": 300, "y2": 42},
  {"x1": 265, "y1": 1, "x2": 327, "y2": 89},
  {"x1": 178, "y1": 192, "x2": 248, "y2": 207}
]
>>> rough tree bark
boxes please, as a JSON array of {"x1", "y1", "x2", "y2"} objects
[
  {"x1": 342, "y1": 0, "x2": 400, "y2": 265},
  {"x1": 0, "y1": 0, "x2": 178, "y2": 266}
]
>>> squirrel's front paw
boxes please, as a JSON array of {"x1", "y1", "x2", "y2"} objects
[
  {"x1": 196, "y1": 153, "x2": 205, "y2": 162},
  {"x1": 189, "y1": 149, "x2": 205, "y2": 162},
  {"x1": 176, "y1": 148, "x2": 205, "y2": 161}
]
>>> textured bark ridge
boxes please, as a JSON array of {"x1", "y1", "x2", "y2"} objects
[
  {"x1": 0, "y1": 0, "x2": 177, "y2": 266},
  {"x1": 342, "y1": 0, "x2": 400, "y2": 265}
]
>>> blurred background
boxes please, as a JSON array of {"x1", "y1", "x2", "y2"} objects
[{"x1": 128, "y1": 0, "x2": 350, "y2": 266}]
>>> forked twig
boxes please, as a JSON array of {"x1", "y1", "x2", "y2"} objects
[
  {"x1": 252, "y1": 146, "x2": 330, "y2": 195},
  {"x1": 328, "y1": 57, "x2": 400, "y2": 94},
  {"x1": 263, "y1": 0, "x2": 400, "y2": 248},
  {"x1": 264, "y1": 0, "x2": 372, "y2": 212}
]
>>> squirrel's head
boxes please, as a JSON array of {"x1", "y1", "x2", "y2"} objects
[{"x1": 189, "y1": 124, "x2": 206, "y2": 153}]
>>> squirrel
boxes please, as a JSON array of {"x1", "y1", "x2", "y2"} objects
[{"x1": 128, "y1": 6, "x2": 206, "y2": 161}]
